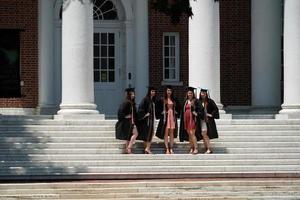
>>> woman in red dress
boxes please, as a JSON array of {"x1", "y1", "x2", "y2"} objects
[{"x1": 179, "y1": 87, "x2": 203, "y2": 154}]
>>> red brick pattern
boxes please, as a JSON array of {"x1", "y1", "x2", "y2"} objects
[
  {"x1": 219, "y1": 0, "x2": 252, "y2": 106},
  {"x1": 0, "y1": 0, "x2": 252, "y2": 109},
  {"x1": 149, "y1": 6, "x2": 189, "y2": 102},
  {"x1": 0, "y1": 0, "x2": 38, "y2": 108}
]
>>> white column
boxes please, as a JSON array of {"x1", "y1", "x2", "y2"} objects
[
  {"x1": 134, "y1": 0, "x2": 149, "y2": 103},
  {"x1": 57, "y1": 0, "x2": 99, "y2": 115},
  {"x1": 277, "y1": 0, "x2": 300, "y2": 119},
  {"x1": 251, "y1": 0, "x2": 282, "y2": 109},
  {"x1": 213, "y1": 0, "x2": 223, "y2": 112},
  {"x1": 189, "y1": 0, "x2": 228, "y2": 116},
  {"x1": 125, "y1": 21, "x2": 134, "y2": 88},
  {"x1": 37, "y1": 0, "x2": 56, "y2": 114}
]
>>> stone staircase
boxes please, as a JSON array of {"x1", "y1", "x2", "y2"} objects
[
  {"x1": 0, "y1": 178, "x2": 300, "y2": 199},
  {"x1": 0, "y1": 115, "x2": 300, "y2": 180}
]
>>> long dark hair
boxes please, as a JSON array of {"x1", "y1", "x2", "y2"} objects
[
  {"x1": 185, "y1": 91, "x2": 196, "y2": 108},
  {"x1": 185, "y1": 90, "x2": 196, "y2": 101},
  {"x1": 163, "y1": 87, "x2": 174, "y2": 102},
  {"x1": 125, "y1": 91, "x2": 136, "y2": 105},
  {"x1": 199, "y1": 91, "x2": 209, "y2": 102},
  {"x1": 147, "y1": 88, "x2": 157, "y2": 101}
]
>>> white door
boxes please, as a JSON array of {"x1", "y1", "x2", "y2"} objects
[{"x1": 93, "y1": 29, "x2": 123, "y2": 116}]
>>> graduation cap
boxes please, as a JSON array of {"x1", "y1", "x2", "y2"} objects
[
  {"x1": 199, "y1": 87, "x2": 210, "y2": 98},
  {"x1": 200, "y1": 88, "x2": 208, "y2": 92},
  {"x1": 165, "y1": 85, "x2": 173, "y2": 90},
  {"x1": 147, "y1": 86, "x2": 157, "y2": 91},
  {"x1": 125, "y1": 88, "x2": 135, "y2": 93},
  {"x1": 186, "y1": 86, "x2": 196, "y2": 92}
]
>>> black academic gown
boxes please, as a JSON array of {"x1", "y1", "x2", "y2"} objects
[
  {"x1": 179, "y1": 99, "x2": 204, "y2": 142},
  {"x1": 155, "y1": 98, "x2": 181, "y2": 140},
  {"x1": 137, "y1": 96, "x2": 157, "y2": 142},
  {"x1": 115, "y1": 100, "x2": 138, "y2": 141},
  {"x1": 199, "y1": 98, "x2": 219, "y2": 140}
]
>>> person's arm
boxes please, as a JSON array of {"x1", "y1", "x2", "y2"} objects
[
  {"x1": 117, "y1": 101, "x2": 131, "y2": 120},
  {"x1": 208, "y1": 99, "x2": 220, "y2": 119},
  {"x1": 174, "y1": 98, "x2": 181, "y2": 119},
  {"x1": 137, "y1": 97, "x2": 149, "y2": 120}
]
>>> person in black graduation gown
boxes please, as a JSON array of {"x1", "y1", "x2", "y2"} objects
[
  {"x1": 198, "y1": 88, "x2": 219, "y2": 154},
  {"x1": 115, "y1": 88, "x2": 139, "y2": 154},
  {"x1": 137, "y1": 86, "x2": 158, "y2": 154},
  {"x1": 156, "y1": 85, "x2": 180, "y2": 154},
  {"x1": 179, "y1": 87, "x2": 204, "y2": 154}
]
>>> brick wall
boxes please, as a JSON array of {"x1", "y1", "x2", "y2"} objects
[
  {"x1": 0, "y1": 0, "x2": 38, "y2": 108},
  {"x1": 149, "y1": 6, "x2": 189, "y2": 103},
  {"x1": 220, "y1": 0, "x2": 251, "y2": 106}
]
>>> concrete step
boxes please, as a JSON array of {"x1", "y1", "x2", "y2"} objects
[
  {"x1": 1, "y1": 165, "x2": 300, "y2": 176},
  {"x1": 2, "y1": 153, "x2": 300, "y2": 161},
  {"x1": 232, "y1": 114, "x2": 275, "y2": 119},
  {"x1": 1, "y1": 147, "x2": 300, "y2": 155},
  {"x1": 2, "y1": 159, "x2": 300, "y2": 168},
  {"x1": 1, "y1": 125, "x2": 300, "y2": 131},
  {"x1": 1, "y1": 179, "x2": 299, "y2": 188},
  {"x1": 0, "y1": 169, "x2": 300, "y2": 181},
  {"x1": 2, "y1": 136, "x2": 300, "y2": 143},
  {"x1": 1, "y1": 191, "x2": 299, "y2": 199},
  {"x1": 1, "y1": 130, "x2": 300, "y2": 137},
  {"x1": 0, "y1": 142, "x2": 299, "y2": 149},
  {"x1": 2, "y1": 118, "x2": 300, "y2": 125}
]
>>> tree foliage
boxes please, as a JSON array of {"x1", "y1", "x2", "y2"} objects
[{"x1": 150, "y1": 0, "x2": 194, "y2": 24}]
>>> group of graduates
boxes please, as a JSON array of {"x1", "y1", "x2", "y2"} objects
[{"x1": 115, "y1": 85, "x2": 219, "y2": 154}]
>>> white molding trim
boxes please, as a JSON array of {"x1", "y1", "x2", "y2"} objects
[{"x1": 0, "y1": 108, "x2": 36, "y2": 115}]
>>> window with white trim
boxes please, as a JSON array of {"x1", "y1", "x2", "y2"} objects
[
  {"x1": 94, "y1": 32, "x2": 115, "y2": 82},
  {"x1": 163, "y1": 32, "x2": 180, "y2": 81}
]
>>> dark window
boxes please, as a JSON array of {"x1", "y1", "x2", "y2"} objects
[
  {"x1": 59, "y1": 0, "x2": 118, "y2": 20},
  {"x1": 0, "y1": 29, "x2": 21, "y2": 98}
]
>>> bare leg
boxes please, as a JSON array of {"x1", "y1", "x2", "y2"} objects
[
  {"x1": 145, "y1": 141, "x2": 153, "y2": 154},
  {"x1": 127, "y1": 126, "x2": 138, "y2": 154},
  {"x1": 202, "y1": 130, "x2": 212, "y2": 153},
  {"x1": 201, "y1": 130, "x2": 208, "y2": 150},
  {"x1": 164, "y1": 128, "x2": 170, "y2": 154},
  {"x1": 188, "y1": 132, "x2": 194, "y2": 154},
  {"x1": 125, "y1": 141, "x2": 129, "y2": 154},
  {"x1": 190, "y1": 129, "x2": 198, "y2": 154},
  {"x1": 169, "y1": 129, "x2": 174, "y2": 154}
]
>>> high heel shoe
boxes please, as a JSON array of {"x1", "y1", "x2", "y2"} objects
[
  {"x1": 126, "y1": 147, "x2": 132, "y2": 154},
  {"x1": 204, "y1": 149, "x2": 213, "y2": 154},
  {"x1": 169, "y1": 148, "x2": 174, "y2": 154},
  {"x1": 144, "y1": 149, "x2": 153, "y2": 154},
  {"x1": 189, "y1": 148, "x2": 194, "y2": 154},
  {"x1": 165, "y1": 148, "x2": 170, "y2": 154},
  {"x1": 192, "y1": 148, "x2": 198, "y2": 155}
]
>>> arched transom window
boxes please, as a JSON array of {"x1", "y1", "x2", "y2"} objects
[
  {"x1": 59, "y1": 0, "x2": 118, "y2": 20},
  {"x1": 93, "y1": 0, "x2": 118, "y2": 20}
]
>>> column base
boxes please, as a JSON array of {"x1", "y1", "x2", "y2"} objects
[
  {"x1": 54, "y1": 114, "x2": 105, "y2": 120},
  {"x1": 57, "y1": 103, "x2": 100, "y2": 115},
  {"x1": 36, "y1": 105, "x2": 58, "y2": 115},
  {"x1": 217, "y1": 103, "x2": 232, "y2": 119},
  {"x1": 275, "y1": 104, "x2": 300, "y2": 119}
]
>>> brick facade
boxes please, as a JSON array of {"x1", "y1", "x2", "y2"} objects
[
  {"x1": 149, "y1": 6, "x2": 189, "y2": 102},
  {"x1": 220, "y1": 0, "x2": 252, "y2": 106},
  {"x1": 0, "y1": 0, "x2": 252, "y2": 109},
  {"x1": 0, "y1": 0, "x2": 38, "y2": 108}
]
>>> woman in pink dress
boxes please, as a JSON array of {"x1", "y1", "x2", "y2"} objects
[{"x1": 156, "y1": 85, "x2": 180, "y2": 154}]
